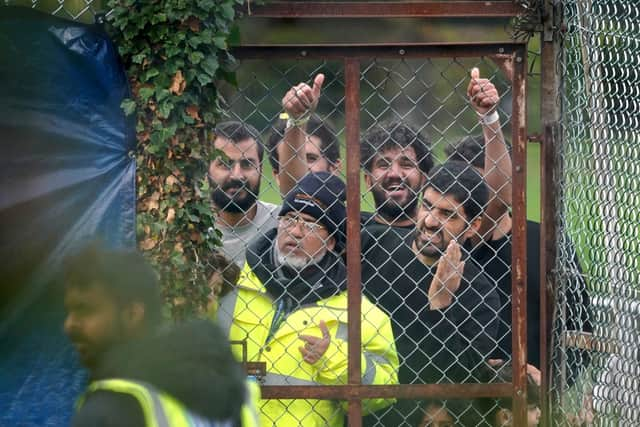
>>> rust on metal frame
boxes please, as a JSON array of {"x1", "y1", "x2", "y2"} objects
[
  {"x1": 232, "y1": 42, "x2": 526, "y2": 60},
  {"x1": 248, "y1": 1, "x2": 524, "y2": 18},
  {"x1": 230, "y1": 42, "x2": 530, "y2": 409},
  {"x1": 539, "y1": 1, "x2": 561, "y2": 423},
  {"x1": 344, "y1": 57, "x2": 363, "y2": 427},
  {"x1": 261, "y1": 383, "x2": 513, "y2": 399},
  {"x1": 510, "y1": 46, "x2": 528, "y2": 427}
]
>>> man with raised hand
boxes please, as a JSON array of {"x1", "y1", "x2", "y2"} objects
[
  {"x1": 216, "y1": 172, "x2": 399, "y2": 427},
  {"x1": 448, "y1": 69, "x2": 591, "y2": 378},
  {"x1": 362, "y1": 161, "x2": 500, "y2": 426},
  {"x1": 208, "y1": 121, "x2": 280, "y2": 267},
  {"x1": 267, "y1": 112, "x2": 342, "y2": 194}
]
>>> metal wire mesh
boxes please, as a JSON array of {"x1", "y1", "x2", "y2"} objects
[
  {"x1": 4, "y1": 0, "x2": 107, "y2": 22},
  {"x1": 3, "y1": 2, "x2": 544, "y2": 425},
  {"x1": 554, "y1": 0, "x2": 640, "y2": 425},
  {"x1": 211, "y1": 52, "x2": 526, "y2": 426}
]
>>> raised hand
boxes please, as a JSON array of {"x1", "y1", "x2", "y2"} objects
[
  {"x1": 299, "y1": 320, "x2": 331, "y2": 365},
  {"x1": 467, "y1": 67, "x2": 500, "y2": 116},
  {"x1": 282, "y1": 74, "x2": 325, "y2": 119},
  {"x1": 429, "y1": 240, "x2": 464, "y2": 310}
]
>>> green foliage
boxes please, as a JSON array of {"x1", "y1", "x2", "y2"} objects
[{"x1": 106, "y1": 0, "x2": 246, "y2": 319}]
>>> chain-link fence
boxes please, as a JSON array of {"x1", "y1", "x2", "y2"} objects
[
  {"x1": 209, "y1": 43, "x2": 531, "y2": 426},
  {"x1": 4, "y1": 0, "x2": 108, "y2": 22},
  {"x1": 7, "y1": 1, "x2": 602, "y2": 426},
  {"x1": 552, "y1": 0, "x2": 640, "y2": 425}
]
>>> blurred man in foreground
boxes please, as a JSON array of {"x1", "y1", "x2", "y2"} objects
[{"x1": 64, "y1": 243, "x2": 251, "y2": 426}]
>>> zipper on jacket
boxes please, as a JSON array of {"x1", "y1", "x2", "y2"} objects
[{"x1": 260, "y1": 296, "x2": 294, "y2": 355}]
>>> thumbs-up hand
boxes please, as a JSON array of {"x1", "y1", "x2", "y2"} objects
[
  {"x1": 283, "y1": 74, "x2": 325, "y2": 119},
  {"x1": 467, "y1": 67, "x2": 500, "y2": 115}
]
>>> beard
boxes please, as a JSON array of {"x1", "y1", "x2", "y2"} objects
[
  {"x1": 413, "y1": 225, "x2": 446, "y2": 259},
  {"x1": 274, "y1": 243, "x2": 327, "y2": 270},
  {"x1": 66, "y1": 320, "x2": 125, "y2": 371},
  {"x1": 210, "y1": 178, "x2": 260, "y2": 213},
  {"x1": 371, "y1": 182, "x2": 420, "y2": 222}
]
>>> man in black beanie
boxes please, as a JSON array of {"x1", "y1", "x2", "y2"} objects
[{"x1": 216, "y1": 172, "x2": 399, "y2": 427}]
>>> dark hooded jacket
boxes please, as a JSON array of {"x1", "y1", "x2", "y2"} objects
[{"x1": 72, "y1": 320, "x2": 246, "y2": 427}]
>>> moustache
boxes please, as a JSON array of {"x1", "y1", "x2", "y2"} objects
[
  {"x1": 221, "y1": 179, "x2": 247, "y2": 191},
  {"x1": 418, "y1": 224, "x2": 441, "y2": 234}
]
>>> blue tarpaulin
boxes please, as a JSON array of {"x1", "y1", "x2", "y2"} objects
[{"x1": 0, "y1": 7, "x2": 135, "y2": 426}]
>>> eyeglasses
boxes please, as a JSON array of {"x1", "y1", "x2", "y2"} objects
[{"x1": 278, "y1": 215, "x2": 326, "y2": 232}]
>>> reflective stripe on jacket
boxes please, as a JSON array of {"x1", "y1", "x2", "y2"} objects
[
  {"x1": 241, "y1": 378, "x2": 261, "y2": 427},
  {"x1": 218, "y1": 263, "x2": 399, "y2": 427},
  {"x1": 77, "y1": 379, "x2": 233, "y2": 427}
]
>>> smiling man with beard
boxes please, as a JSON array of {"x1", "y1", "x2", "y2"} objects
[
  {"x1": 216, "y1": 172, "x2": 399, "y2": 427},
  {"x1": 360, "y1": 121, "x2": 433, "y2": 229},
  {"x1": 209, "y1": 121, "x2": 280, "y2": 267}
]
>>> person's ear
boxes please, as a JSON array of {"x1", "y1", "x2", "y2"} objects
[
  {"x1": 123, "y1": 302, "x2": 146, "y2": 332},
  {"x1": 464, "y1": 216, "x2": 482, "y2": 240},
  {"x1": 329, "y1": 159, "x2": 342, "y2": 175},
  {"x1": 364, "y1": 172, "x2": 372, "y2": 188},
  {"x1": 326, "y1": 235, "x2": 336, "y2": 252}
]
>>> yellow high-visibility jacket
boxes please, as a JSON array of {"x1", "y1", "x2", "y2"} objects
[
  {"x1": 77, "y1": 378, "x2": 259, "y2": 427},
  {"x1": 217, "y1": 263, "x2": 399, "y2": 427}
]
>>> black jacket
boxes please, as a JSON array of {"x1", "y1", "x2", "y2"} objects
[
  {"x1": 360, "y1": 224, "x2": 500, "y2": 427},
  {"x1": 72, "y1": 320, "x2": 246, "y2": 427},
  {"x1": 468, "y1": 220, "x2": 592, "y2": 384},
  {"x1": 361, "y1": 225, "x2": 500, "y2": 384}
]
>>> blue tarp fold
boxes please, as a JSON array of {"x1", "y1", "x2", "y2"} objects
[{"x1": 0, "y1": 7, "x2": 135, "y2": 426}]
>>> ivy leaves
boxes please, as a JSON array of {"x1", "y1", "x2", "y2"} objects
[{"x1": 107, "y1": 0, "x2": 245, "y2": 318}]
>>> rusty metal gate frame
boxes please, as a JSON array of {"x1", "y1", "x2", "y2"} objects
[{"x1": 232, "y1": 41, "x2": 529, "y2": 426}]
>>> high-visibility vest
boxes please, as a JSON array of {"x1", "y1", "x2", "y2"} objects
[
  {"x1": 241, "y1": 377, "x2": 261, "y2": 427},
  {"x1": 77, "y1": 378, "x2": 246, "y2": 427},
  {"x1": 217, "y1": 263, "x2": 399, "y2": 427}
]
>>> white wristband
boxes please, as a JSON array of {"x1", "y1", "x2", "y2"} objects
[
  {"x1": 478, "y1": 110, "x2": 500, "y2": 126},
  {"x1": 286, "y1": 115, "x2": 310, "y2": 130}
]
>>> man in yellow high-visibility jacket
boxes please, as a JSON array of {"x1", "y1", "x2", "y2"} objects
[
  {"x1": 217, "y1": 172, "x2": 399, "y2": 427},
  {"x1": 63, "y1": 244, "x2": 253, "y2": 426}
]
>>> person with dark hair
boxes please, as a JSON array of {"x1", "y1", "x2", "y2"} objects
[
  {"x1": 362, "y1": 162, "x2": 500, "y2": 426},
  {"x1": 419, "y1": 398, "x2": 487, "y2": 427},
  {"x1": 267, "y1": 113, "x2": 341, "y2": 193},
  {"x1": 208, "y1": 120, "x2": 279, "y2": 267},
  {"x1": 216, "y1": 172, "x2": 399, "y2": 427},
  {"x1": 445, "y1": 134, "x2": 487, "y2": 168},
  {"x1": 63, "y1": 243, "x2": 253, "y2": 427},
  {"x1": 445, "y1": 105, "x2": 591, "y2": 379},
  {"x1": 476, "y1": 362, "x2": 541, "y2": 427},
  {"x1": 360, "y1": 120, "x2": 433, "y2": 228}
]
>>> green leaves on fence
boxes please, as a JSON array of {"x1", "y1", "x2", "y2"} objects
[{"x1": 107, "y1": 0, "x2": 245, "y2": 318}]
